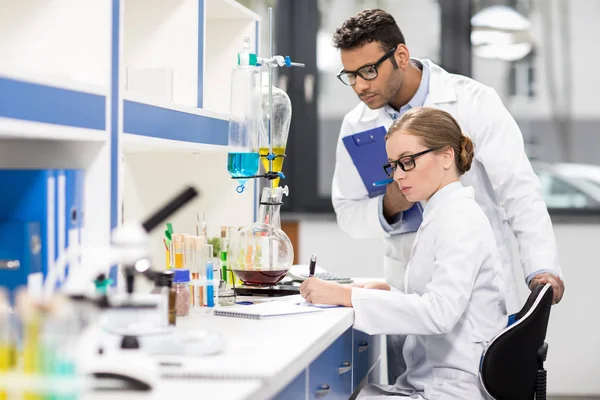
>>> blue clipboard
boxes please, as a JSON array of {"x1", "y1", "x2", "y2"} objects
[
  {"x1": 342, "y1": 126, "x2": 422, "y2": 234},
  {"x1": 342, "y1": 126, "x2": 391, "y2": 197}
]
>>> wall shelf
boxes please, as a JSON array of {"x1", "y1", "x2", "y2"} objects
[
  {"x1": 123, "y1": 93, "x2": 229, "y2": 148},
  {"x1": 0, "y1": 76, "x2": 107, "y2": 132}
]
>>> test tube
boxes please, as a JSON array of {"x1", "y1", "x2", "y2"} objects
[
  {"x1": 220, "y1": 226, "x2": 229, "y2": 283},
  {"x1": 0, "y1": 288, "x2": 14, "y2": 399},
  {"x1": 183, "y1": 235, "x2": 195, "y2": 306},
  {"x1": 194, "y1": 236, "x2": 206, "y2": 307},
  {"x1": 168, "y1": 240, "x2": 174, "y2": 269},
  {"x1": 44, "y1": 295, "x2": 80, "y2": 400},
  {"x1": 205, "y1": 244, "x2": 215, "y2": 308},
  {"x1": 173, "y1": 233, "x2": 184, "y2": 269},
  {"x1": 165, "y1": 239, "x2": 171, "y2": 269},
  {"x1": 16, "y1": 287, "x2": 42, "y2": 400}
]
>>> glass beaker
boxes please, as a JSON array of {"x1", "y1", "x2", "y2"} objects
[{"x1": 230, "y1": 186, "x2": 294, "y2": 286}]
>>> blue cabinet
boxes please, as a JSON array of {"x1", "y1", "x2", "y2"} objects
[
  {"x1": 0, "y1": 221, "x2": 42, "y2": 302},
  {"x1": 308, "y1": 328, "x2": 353, "y2": 400},
  {"x1": 269, "y1": 327, "x2": 380, "y2": 399},
  {"x1": 271, "y1": 368, "x2": 306, "y2": 400},
  {"x1": 353, "y1": 329, "x2": 373, "y2": 390}
]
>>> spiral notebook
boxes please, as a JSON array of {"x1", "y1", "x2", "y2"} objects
[{"x1": 214, "y1": 301, "x2": 323, "y2": 319}]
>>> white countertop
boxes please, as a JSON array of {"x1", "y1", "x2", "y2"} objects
[{"x1": 83, "y1": 301, "x2": 355, "y2": 400}]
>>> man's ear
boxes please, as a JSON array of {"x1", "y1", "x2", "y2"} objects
[{"x1": 395, "y1": 44, "x2": 410, "y2": 68}]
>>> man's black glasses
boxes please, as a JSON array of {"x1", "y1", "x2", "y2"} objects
[{"x1": 337, "y1": 47, "x2": 396, "y2": 86}]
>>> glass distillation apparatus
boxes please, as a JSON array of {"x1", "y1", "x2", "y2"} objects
[{"x1": 226, "y1": 8, "x2": 303, "y2": 288}]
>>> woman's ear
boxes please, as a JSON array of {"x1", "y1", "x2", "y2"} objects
[{"x1": 443, "y1": 147, "x2": 455, "y2": 170}]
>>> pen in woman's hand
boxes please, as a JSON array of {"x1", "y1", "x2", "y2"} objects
[{"x1": 309, "y1": 254, "x2": 317, "y2": 277}]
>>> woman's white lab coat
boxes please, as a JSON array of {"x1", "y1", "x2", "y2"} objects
[
  {"x1": 332, "y1": 59, "x2": 562, "y2": 314},
  {"x1": 352, "y1": 183, "x2": 507, "y2": 399}
]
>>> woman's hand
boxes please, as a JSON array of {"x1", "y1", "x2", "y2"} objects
[{"x1": 299, "y1": 278, "x2": 353, "y2": 307}]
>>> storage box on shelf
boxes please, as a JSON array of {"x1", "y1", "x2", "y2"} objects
[{"x1": 123, "y1": 0, "x2": 200, "y2": 107}]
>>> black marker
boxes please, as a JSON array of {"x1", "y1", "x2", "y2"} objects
[{"x1": 309, "y1": 254, "x2": 317, "y2": 277}]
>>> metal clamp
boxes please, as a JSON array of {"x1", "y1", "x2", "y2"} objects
[
  {"x1": 315, "y1": 384, "x2": 331, "y2": 398},
  {"x1": 0, "y1": 260, "x2": 21, "y2": 270},
  {"x1": 338, "y1": 361, "x2": 352, "y2": 374},
  {"x1": 358, "y1": 340, "x2": 369, "y2": 353}
]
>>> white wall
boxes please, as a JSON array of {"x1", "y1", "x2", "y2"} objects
[
  {"x1": 474, "y1": 0, "x2": 600, "y2": 120},
  {"x1": 0, "y1": 0, "x2": 111, "y2": 89},
  {"x1": 295, "y1": 219, "x2": 600, "y2": 395}
]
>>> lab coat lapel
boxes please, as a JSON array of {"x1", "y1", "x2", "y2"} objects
[{"x1": 421, "y1": 60, "x2": 457, "y2": 108}]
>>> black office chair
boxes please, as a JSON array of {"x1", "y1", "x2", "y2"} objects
[{"x1": 479, "y1": 284, "x2": 554, "y2": 400}]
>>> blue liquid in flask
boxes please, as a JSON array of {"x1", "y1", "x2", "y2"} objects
[{"x1": 227, "y1": 152, "x2": 260, "y2": 188}]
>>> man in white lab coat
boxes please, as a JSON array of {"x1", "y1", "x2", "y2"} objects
[{"x1": 330, "y1": 9, "x2": 565, "y2": 382}]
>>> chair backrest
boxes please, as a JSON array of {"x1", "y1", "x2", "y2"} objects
[{"x1": 479, "y1": 284, "x2": 554, "y2": 400}]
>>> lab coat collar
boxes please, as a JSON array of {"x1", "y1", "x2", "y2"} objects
[
  {"x1": 422, "y1": 181, "x2": 473, "y2": 226},
  {"x1": 421, "y1": 59, "x2": 457, "y2": 105},
  {"x1": 358, "y1": 59, "x2": 456, "y2": 123}
]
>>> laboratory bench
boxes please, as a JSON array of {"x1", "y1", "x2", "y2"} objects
[{"x1": 84, "y1": 303, "x2": 381, "y2": 400}]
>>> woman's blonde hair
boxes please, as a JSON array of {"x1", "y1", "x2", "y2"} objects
[{"x1": 386, "y1": 107, "x2": 474, "y2": 174}]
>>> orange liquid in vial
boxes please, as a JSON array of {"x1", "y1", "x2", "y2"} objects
[
  {"x1": 175, "y1": 253, "x2": 183, "y2": 269},
  {"x1": 198, "y1": 286, "x2": 205, "y2": 307}
]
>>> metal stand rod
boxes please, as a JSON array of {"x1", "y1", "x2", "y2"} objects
[
  {"x1": 268, "y1": 6, "x2": 274, "y2": 269},
  {"x1": 268, "y1": 7, "x2": 274, "y2": 186}
]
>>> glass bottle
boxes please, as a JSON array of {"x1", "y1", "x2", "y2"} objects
[
  {"x1": 258, "y1": 73, "x2": 292, "y2": 188},
  {"x1": 227, "y1": 36, "x2": 262, "y2": 193},
  {"x1": 173, "y1": 269, "x2": 191, "y2": 317},
  {"x1": 151, "y1": 270, "x2": 174, "y2": 327},
  {"x1": 230, "y1": 186, "x2": 294, "y2": 286}
]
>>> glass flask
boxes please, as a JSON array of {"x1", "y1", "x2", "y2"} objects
[
  {"x1": 258, "y1": 72, "x2": 292, "y2": 188},
  {"x1": 227, "y1": 36, "x2": 261, "y2": 193},
  {"x1": 229, "y1": 186, "x2": 294, "y2": 286}
]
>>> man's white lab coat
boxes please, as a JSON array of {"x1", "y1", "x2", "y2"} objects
[
  {"x1": 332, "y1": 59, "x2": 561, "y2": 313},
  {"x1": 353, "y1": 184, "x2": 507, "y2": 399}
]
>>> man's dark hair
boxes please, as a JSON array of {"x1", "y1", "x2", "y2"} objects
[{"x1": 332, "y1": 9, "x2": 405, "y2": 51}]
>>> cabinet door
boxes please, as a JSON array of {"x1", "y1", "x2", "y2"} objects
[
  {"x1": 308, "y1": 328, "x2": 353, "y2": 400},
  {"x1": 353, "y1": 329, "x2": 373, "y2": 390},
  {"x1": 272, "y1": 368, "x2": 307, "y2": 400}
]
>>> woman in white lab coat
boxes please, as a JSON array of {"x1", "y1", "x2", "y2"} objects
[{"x1": 300, "y1": 107, "x2": 507, "y2": 399}]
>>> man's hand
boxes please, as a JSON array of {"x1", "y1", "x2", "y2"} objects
[
  {"x1": 362, "y1": 281, "x2": 391, "y2": 291},
  {"x1": 382, "y1": 182, "x2": 414, "y2": 222},
  {"x1": 300, "y1": 278, "x2": 353, "y2": 307},
  {"x1": 529, "y1": 273, "x2": 565, "y2": 304}
]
